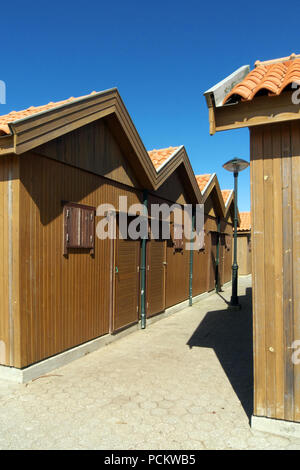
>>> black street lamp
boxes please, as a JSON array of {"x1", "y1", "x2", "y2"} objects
[{"x1": 223, "y1": 158, "x2": 249, "y2": 309}]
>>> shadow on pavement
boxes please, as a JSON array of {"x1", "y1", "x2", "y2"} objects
[{"x1": 187, "y1": 287, "x2": 253, "y2": 421}]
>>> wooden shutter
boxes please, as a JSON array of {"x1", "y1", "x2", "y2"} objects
[{"x1": 63, "y1": 202, "x2": 95, "y2": 255}]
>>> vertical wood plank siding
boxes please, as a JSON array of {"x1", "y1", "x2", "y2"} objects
[
  {"x1": 0, "y1": 158, "x2": 12, "y2": 365},
  {"x1": 205, "y1": 215, "x2": 218, "y2": 292},
  {"x1": 192, "y1": 230, "x2": 210, "y2": 296},
  {"x1": 251, "y1": 122, "x2": 300, "y2": 422},
  {"x1": 220, "y1": 216, "x2": 233, "y2": 285},
  {"x1": 0, "y1": 156, "x2": 20, "y2": 366},
  {"x1": 223, "y1": 235, "x2": 233, "y2": 283},
  {"x1": 147, "y1": 194, "x2": 191, "y2": 309},
  {"x1": 0, "y1": 129, "x2": 232, "y2": 369},
  {"x1": 236, "y1": 235, "x2": 251, "y2": 275},
  {"x1": 36, "y1": 119, "x2": 140, "y2": 189},
  {"x1": 17, "y1": 152, "x2": 141, "y2": 368},
  {"x1": 113, "y1": 237, "x2": 140, "y2": 331},
  {"x1": 146, "y1": 240, "x2": 166, "y2": 317}
]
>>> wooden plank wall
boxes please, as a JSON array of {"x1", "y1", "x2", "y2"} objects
[
  {"x1": 0, "y1": 157, "x2": 11, "y2": 366},
  {"x1": 205, "y1": 215, "x2": 218, "y2": 292},
  {"x1": 148, "y1": 194, "x2": 191, "y2": 309},
  {"x1": 221, "y1": 216, "x2": 233, "y2": 284},
  {"x1": 251, "y1": 121, "x2": 300, "y2": 422},
  {"x1": 17, "y1": 152, "x2": 141, "y2": 368},
  {"x1": 237, "y1": 234, "x2": 251, "y2": 275},
  {"x1": 113, "y1": 236, "x2": 140, "y2": 331},
  {"x1": 165, "y1": 241, "x2": 190, "y2": 308},
  {"x1": 146, "y1": 239, "x2": 166, "y2": 318},
  {"x1": 192, "y1": 230, "x2": 210, "y2": 296},
  {"x1": 36, "y1": 119, "x2": 140, "y2": 189},
  {"x1": 223, "y1": 234, "x2": 232, "y2": 284},
  {"x1": 154, "y1": 169, "x2": 190, "y2": 206},
  {"x1": 0, "y1": 156, "x2": 20, "y2": 367}
]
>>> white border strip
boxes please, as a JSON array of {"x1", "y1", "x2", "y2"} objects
[
  {"x1": 151, "y1": 146, "x2": 183, "y2": 173},
  {"x1": 200, "y1": 172, "x2": 215, "y2": 196}
]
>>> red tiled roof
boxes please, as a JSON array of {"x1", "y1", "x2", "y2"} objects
[
  {"x1": 0, "y1": 91, "x2": 98, "y2": 136},
  {"x1": 148, "y1": 146, "x2": 180, "y2": 170},
  {"x1": 221, "y1": 190, "x2": 232, "y2": 205},
  {"x1": 224, "y1": 54, "x2": 300, "y2": 104},
  {"x1": 195, "y1": 174, "x2": 213, "y2": 193},
  {"x1": 237, "y1": 211, "x2": 251, "y2": 231}
]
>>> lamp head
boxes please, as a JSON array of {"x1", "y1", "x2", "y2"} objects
[{"x1": 223, "y1": 158, "x2": 249, "y2": 173}]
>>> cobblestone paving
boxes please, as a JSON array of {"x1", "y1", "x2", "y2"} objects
[{"x1": 1, "y1": 275, "x2": 300, "y2": 450}]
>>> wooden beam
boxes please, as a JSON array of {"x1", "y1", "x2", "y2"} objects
[{"x1": 214, "y1": 92, "x2": 300, "y2": 133}]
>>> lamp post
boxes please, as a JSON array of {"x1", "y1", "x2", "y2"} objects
[{"x1": 223, "y1": 158, "x2": 249, "y2": 309}]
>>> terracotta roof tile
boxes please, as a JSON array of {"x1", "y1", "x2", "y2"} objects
[
  {"x1": 195, "y1": 174, "x2": 213, "y2": 193},
  {"x1": 221, "y1": 189, "x2": 232, "y2": 205},
  {"x1": 223, "y1": 55, "x2": 300, "y2": 104},
  {"x1": 237, "y1": 211, "x2": 251, "y2": 231},
  {"x1": 148, "y1": 146, "x2": 180, "y2": 170},
  {"x1": 0, "y1": 91, "x2": 98, "y2": 136}
]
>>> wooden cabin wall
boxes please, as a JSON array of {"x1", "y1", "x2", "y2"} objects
[
  {"x1": 223, "y1": 234, "x2": 232, "y2": 284},
  {"x1": 165, "y1": 242, "x2": 190, "y2": 308},
  {"x1": 154, "y1": 168, "x2": 190, "y2": 205},
  {"x1": 148, "y1": 194, "x2": 190, "y2": 309},
  {"x1": 205, "y1": 200, "x2": 219, "y2": 292},
  {"x1": 237, "y1": 234, "x2": 251, "y2": 275},
  {"x1": 0, "y1": 156, "x2": 20, "y2": 366},
  {"x1": 36, "y1": 119, "x2": 141, "y2": 189},
  {"x1": 17, "y1": 152, "x2": 142, "y2": 368},
  {"x1": 251, "y1": 122, "x2": 300, "y2": 423},
  {"x1": 192, "y1": 218, "x2": 212, "y2": 296},
  {"x1": 220, "y1": 215, "x2": 233, "y2": 285},
  {"x1": 146, "y1": 238, "x2": 166, "y2": 318}
]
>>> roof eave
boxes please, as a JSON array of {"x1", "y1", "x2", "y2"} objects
[
  {"x1": 204, "y1": 65, "x2": 250, "y2": 109},
  {"x1": 207, "y1": 90, "x2": 300, "y2": 135},
  {"x1": 0, "y1": 132, "x2": 14, "y2": 154},
  {"x1": 3, "y1": 88, "x2": 158, "y2": 189}
]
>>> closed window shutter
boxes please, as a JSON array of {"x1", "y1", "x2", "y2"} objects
[{"x1": 64, "y1": 203, "x2": 95, "y2": 255}]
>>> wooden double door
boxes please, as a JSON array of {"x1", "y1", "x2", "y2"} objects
[{"x1": 113, "y1": 235, "x2": 166, "y2": 330}]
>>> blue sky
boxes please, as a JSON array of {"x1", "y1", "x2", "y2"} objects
[{"x1": 1, "y1": 0, "x2": 300, "y2": 211}]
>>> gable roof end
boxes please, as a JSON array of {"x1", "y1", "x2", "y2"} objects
[
  {"x1": 0, "y1": 88, "x2": 160, "y2": 189},
  {"x1": 148, "y1": 146, "x2": 202, "y2": 204}
]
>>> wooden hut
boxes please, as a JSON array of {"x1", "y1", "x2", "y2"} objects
[
  {"x1": 236, "y1": 212, "x2": 251, "y2": 276},
  {"x1": 220, "y1": 190, "x2": 234, "y2": 286},
  {"x1": 194, "y1": 173, "x2": 225, "y2": 293},
  {"x1": 204, "y1": 53, "x2": 300, "y2": 434},
  {"x1": 0, "y1": 90, "x2": 203, "y2": 377},
  {"x1": 147, "y1": 146, "x2": 202, "y2": 311}
]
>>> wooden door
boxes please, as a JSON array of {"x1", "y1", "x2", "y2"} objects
[
  {"x1": 113, "y1": 236, "x2": 140, "y2": 331},
  {"x1": 219, "y1": 234, "x2": 225, "y2": 287},
  {"x1": 207, "y1": 231, "x2": 217, "y2": 291},
  {"x1": 146, "y1": 239, "x2": 166, "y2": 317},
  {"x1": 223, "y1": 234, "x2": 232, "y2": 283}
]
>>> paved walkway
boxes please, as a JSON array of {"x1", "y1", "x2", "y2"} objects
[{"x1": 1, "y1": 275, "x2": 300, "y2": 450}]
